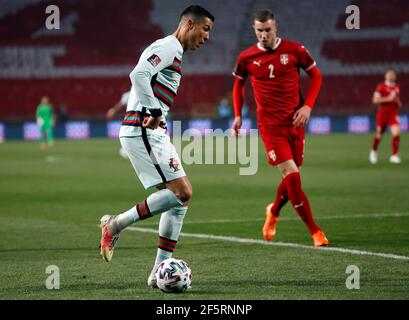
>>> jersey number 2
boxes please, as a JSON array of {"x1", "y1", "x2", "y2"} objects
[{"x1": 268, "y1": 64, "x2": 275, "y2": 78}]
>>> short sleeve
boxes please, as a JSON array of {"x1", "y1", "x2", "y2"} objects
[
  {"x1": 297, "y1": 44, "x2": 316, "y2": 71},
  {"x1": 232, "y1": 54, "x2": 248, "y2": 80},
  {"x1": 374, "y1": 84, "x2": 383, "y2": 97}
]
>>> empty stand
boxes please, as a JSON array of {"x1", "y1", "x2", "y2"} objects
[{"x1": 0, "y1": 0, "x2": 408, "y2": 120}]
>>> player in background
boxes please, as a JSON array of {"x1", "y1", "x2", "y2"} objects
[
  {"x1": 36, "y1": 96, "x2": 55, "y2": 150},
  {"x1": 99, "y1": 5, "x2": 214, "y2": 288},
  {"x1": 232, "y1": 10, "x2": 329, "y2": 247},
  {"x1": 370, "y1": 69, "x2": 402, "y2": 164},
  {"x1": 106, "y1": 90, "x2": 130, "y2": 159},
  {"x1": 106, "y1": 90, "x2": 130, "y2": 119}
]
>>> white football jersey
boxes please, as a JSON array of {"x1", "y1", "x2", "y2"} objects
[{"x1": 120, "y1": 35, "x2": 183, "y2": 137}]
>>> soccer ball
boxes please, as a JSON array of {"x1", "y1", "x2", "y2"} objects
[
  {"x1": 155, "y1": 258, "x2": 192, "y2": 293},
  {"x1": 119, "y1": 147, "x2": 129, "y2": 159}
]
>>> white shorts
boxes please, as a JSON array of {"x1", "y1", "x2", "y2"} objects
[{"x1": 120, "y1": 133, "x2": 186, "y2": 189}]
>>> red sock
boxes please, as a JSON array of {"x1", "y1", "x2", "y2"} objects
[
  {"x1": 372, "y1": 135, "x2": 381, "y2": 151},
  {"x1": 270, "y1": 179, "x2": 288, "y2": 217},
  {"x1": 392, "y1": 135, "x2": 400, "y2": 155},
  {"x1": 284, "y1": 172, "x2": 320, "y2": 235}
]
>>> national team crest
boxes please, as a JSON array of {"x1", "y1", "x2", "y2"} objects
[
  {"x1": 169, "y1": 157, "x2": 180, "y2": 172},
  {"x1": 268, "y1": 150, "x2": 277, "y2": 162},
  {"x1": 280, "y1": 54, "x2": 289, "y2": 65}
]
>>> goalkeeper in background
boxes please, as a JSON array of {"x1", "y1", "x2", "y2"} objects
[{"x1": 36, "y1": 96, "x2": 55, "y2": 149}]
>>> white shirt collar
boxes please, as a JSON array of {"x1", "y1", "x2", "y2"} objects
[
  {"x1": 170, "y1": 35, "x2": 184, "y2": 54},
  {"x1": 257, "y1": 37, "x2": 282, "y2": 51}
]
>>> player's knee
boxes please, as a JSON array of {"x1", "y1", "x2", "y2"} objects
[
  {"x1": 391, "y1": 125, "x2": 400, "y2": 136},
  {"x1": 175, "y1": 187, "x2": 192, "y2": 204}
]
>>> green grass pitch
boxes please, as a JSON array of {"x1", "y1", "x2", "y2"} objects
[{"x1": 0, "y1": 133, "x2": 408, "y2": 299}]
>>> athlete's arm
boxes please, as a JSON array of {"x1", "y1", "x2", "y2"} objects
[
  {"x1": 293, "y1": 66, "x2": 322, "y2": 128},
  {"x1": 130, "y1": 45, "x2": 174, "y2": 126},
  {"x1": 372, "y1": 92, "x2": 397, "y2": 105},
  {"x1": 397, "y1": 96, "x2": 402, "y2": 108},
  {"x1": 232, "y1": 77, "x2": 246, "y2": 136},
  {"x1": 106, "y1": 101, "x2": 123, "y2": 119},
  {"x1": 130, "y1": 65, "x2": 163, "y2": 125}
]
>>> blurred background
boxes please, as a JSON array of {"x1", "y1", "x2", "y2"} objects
[{"x1": 0, "y1": 0, "x2": 408, "y2": 140}]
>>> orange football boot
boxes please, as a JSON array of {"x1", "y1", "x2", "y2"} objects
[
  {"x1": 312, "y1": 230, "x2": 329, "y2": 247},
  {"x1": 262, "y1": 203, "x2": 279, "y2": 241}
]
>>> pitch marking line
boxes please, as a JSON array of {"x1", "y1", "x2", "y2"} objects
[
  {"x1": 127, "y1": 226, "x2": 409, "y2": 261},
  {"x1": 45, "y1": 156, "x2": 72, "y2": 164},
  {"x1": 141, "y1": 212, "x2": 409, "y2": 226}
]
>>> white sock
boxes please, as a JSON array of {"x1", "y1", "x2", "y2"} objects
[
  {"x1": 154, "y1": 206, "x2": 187, "y2": 266},
  {"x1": 115, "y1": 189, "x2": 183, "y2": 232}
]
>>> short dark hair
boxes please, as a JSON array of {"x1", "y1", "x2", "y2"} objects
[
  {"x1": 385, "y1": 68, "x2": 397, "y2": 74},
  {"x1": 254, "y1": 10, "x2": 274, "y2": 22},
  {"x1": 180, "y1": 5, "x2": 215, "y2": 23}
]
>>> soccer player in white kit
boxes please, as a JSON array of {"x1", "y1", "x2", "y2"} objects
[
  {"x1": 106, "y1": 90, "x2": 130, "y2": 119},
  {"x1": 99, "y1": 5, "x2": 214, "y2": 288},
  {"x1": 106, "y1": 90, "x2": 130, "y2": 159}
]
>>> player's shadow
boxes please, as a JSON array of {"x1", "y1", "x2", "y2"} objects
[
  {"x1": 19, "y1": 280, "x2": 160, "y2": 295},
  {"x1": 0, "y1": 247, "x2": 97, "y2": 253},
  {"x1": 0, "y1": 245, "x2": 151, "y2": 253}
]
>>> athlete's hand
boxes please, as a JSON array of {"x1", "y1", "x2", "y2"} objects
[
  {"x1": 293, "y1": 105, "x2": 311, "y2": 128},
  {"x1": 142, "y1": 116, "x2": 161, "y2": 129},
  {"x1": 232, "y1": 116, "x2": 242, "y2": 137},
  {"x1": 387, "y1": 91, "x2": 397, "y2": 102},
  {"x1": 106, "y1": 108, "x2": 115, "y2": 119},
  {"x1": 397, "y1": 97, "x2": 403, "y2": 108}
]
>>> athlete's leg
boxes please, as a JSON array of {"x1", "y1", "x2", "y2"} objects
[
  {"x1": 153, "y1": 176, "x2": 191, "y2": 264},
  {"x1": 100, "y1": 185, "x2": 184, "y2": 262},
  {"x1": 40, "y1": 127, "x2": 47, "y2": 150},
  {"x1": 390, "y1": 124, "x2": 401, "y2": 163},
  {"x1": 372, "y1": 125, "x2": 383, "y2": 151},
  {"x1": 269, "y1": 179, "x2": 288, "y2": 218},
  {"x1": 277, "y1": 159, "x2": 328, "y2": 246},
  {"x1": 148, "y1": 176, "x2": 192, "y2": 286},
  {"x1": 370, "y1": 125, "x2": 384, "y2": 164},
  {"x1": 100, "y1": 135, "x2": 190, "y2": 262},
  {"x1": 391, "y1": 124, "x2": 400, "y2": 155},
  {"x1": 112, "y1": 179, "x2": 189, "y2": 232},
  {"x1": 262, "y1": 172, "x2": 289, "y2": 241},
  {"x1": 260, "y1": 126, "x2": 291, "y2": 241},
  {"x1": 46, "y1": 127, "x2": 55, "y2": 147}
]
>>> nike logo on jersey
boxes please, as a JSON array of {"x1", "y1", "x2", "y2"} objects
[{"x1": 253, "y1": 60, "x2": 261, "y2": 67}]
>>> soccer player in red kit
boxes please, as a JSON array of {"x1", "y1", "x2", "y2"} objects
[
  {"x1": 232, "y1": 10, "x2": 329, "y2": 246},
  {"x1": 370, "y1": 69, "x2": 402, "y2": 164}
]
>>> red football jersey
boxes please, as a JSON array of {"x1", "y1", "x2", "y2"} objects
[
  {"x1": 374, "y1": 82, "x2": 400, "y2": 112},
  {"x1": 233, "y1": 38, "x2": 316, "y2": 126}
]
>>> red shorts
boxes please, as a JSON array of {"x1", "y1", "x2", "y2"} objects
[
  {"x1": 259, "y1": 125, "x2": 305, "y2": 167},
  {"x1": 376, "y1": 108, "x2": 399, "y2": 129}
]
